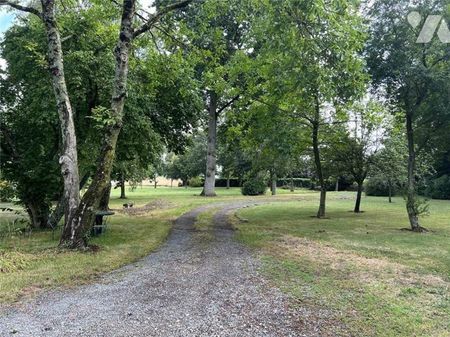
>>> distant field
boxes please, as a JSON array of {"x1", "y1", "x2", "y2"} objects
[{"x1": 235, "y1": 195, "x2": 450, "y2": 337}]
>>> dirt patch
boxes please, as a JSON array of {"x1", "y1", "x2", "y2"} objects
[
  {"x1": 267, "y1": 235, "x2": 448, "y2": 289},
  {"x1": 114, "y1": 199, "x2": 172, "y2": 216}
]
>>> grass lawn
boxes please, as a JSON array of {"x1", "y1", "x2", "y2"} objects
[
  {"x1": 235, "y1": 193, "x2": 450, "y2": 337},
  {"x1": 0, "y1": 186, "x2": 254, "y2": 304}
]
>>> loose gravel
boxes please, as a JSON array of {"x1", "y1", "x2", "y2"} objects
[{"x1": 0, "y1": 201, "x2": 340, "y2": 337}]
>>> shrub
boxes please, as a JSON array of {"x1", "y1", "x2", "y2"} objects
[
  {"x1": 241, "y1": 178, "x2": 267, "y2": 196},
  {"x1": 425, "y1": 175, "x2": 450, "y2": 200},
  {"x1": 188, "y1": 176, "x2": 204, "y2": 187},
  {"x1": 0, "y1": 180, "x2": 15, "y2": 202},
  {"x1": 365, "y1": 176, "x2": 397, "y2": 196}
]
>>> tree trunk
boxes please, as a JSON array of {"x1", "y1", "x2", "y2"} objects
[
  {"x1": 119, "y1": 173, "x2": 126, "y2": 199},
  {"x1": 47, "y1": 172, "x2": 90, "y2": 229},
  {"x1": 354, "y1": 182, "x2": 363, "y2": 213},
  {"x1": 26, "y1": 202, "x2": 50, "y2": 230},
  {"x1": 154, "y1": 178, "x2": 157, "y2": 189},
  {"x1": 405, "y1": 112, "x2": 424, "y2": 232},
  {"x1": 226, "y1": 176, "x2": 230, "y2": 189},
  {"x1": 312, "y1": 100, "x2": 326, "y2": 218},
  {"x1": 99, "y1": 181, "x2": 111, "y2": 211},
  {"x1": 271, "y1": 173, "x2": 277, "y2": 196},
  {"x1": 335, "y1": 178, "x2": 339, "y2": 192},
  {"x1": 59, "y1": 0, "x2": 135, "y2": 248},
  {"x1": 388, "y1": 179, "x2": 392, "y2": 203},
  {"x1": 41, "y1": 1, "x2": 80, "y2": 227},
  {"x1": 201, "y1": 91, "x2": 218, "y2": 197},
  {"x1": 170, "y1": 179, "x2": 173, "y2": 188},
  {"x1": 290, "y1": 174, "x2": 294, "y2": 192},
  {"x1": 47, "y1": 194, "x2": 66, "y2": 229}
]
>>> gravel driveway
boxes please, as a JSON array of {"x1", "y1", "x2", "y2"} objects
[{"x1": 0, "y1": 201, "x2": 337, "y2": 337}]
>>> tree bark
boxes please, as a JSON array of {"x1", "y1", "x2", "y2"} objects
[
  {"x1": 119, "y1": 173, "x2": 126, "y2": 199},
  {"x1": 354, "y1": 182, "x2": 363, "y2": 213},
  {"x1": 201, "y1": 91, "x2": 218, "y2": 197},
  {"x1": 99, "y1": 181, "x2": 111, "y2": 211},
  {"x1": 271, "y1": 172, "x2": 277, "y2": 196},
  {"x1": 405, "y1": 111, "x2": 424, "y2": 232},
  {"x1": 26, "y1": 202, "x2": 50, "y2": 230},
  {"x1": 226, "y1": 176, "x2": 230, "y2": 189},
  {"x1": 312, "y1": 100, "x2": 326, "y2": 218},
  {"x1": 290, "y1": 174, "x2": 294, "y2": 192},
  {"x1": 47, "y1": 172, "x2": 90, "y2": 229},
  {"x1": 59, "y1": 0, "x2": 135, "y2": 248},
  {"x1": 335, "y1": 178, "x2": 339, "y2": 192},
  {"x1": 388, "y1": 179, "x2": 392, "y2": 203},
  {"x1": 40, "y1": 0, "x2": 80, "y2": 228}
]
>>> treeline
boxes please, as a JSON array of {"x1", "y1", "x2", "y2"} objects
[{"x1": 0, "y1": 0, "x2": 448, "y2": 248}]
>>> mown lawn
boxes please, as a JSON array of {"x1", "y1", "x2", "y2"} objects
[
  {"x1": 0, "y1": 186, "x2": 253, "y2": 304},
  {"x1": 235, "y1": 193, "x2": 450, "y2": 337}
]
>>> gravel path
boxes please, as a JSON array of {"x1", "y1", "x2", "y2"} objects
[{"x1": 0, "y1": 201, "x2": 336, "y2": 337}]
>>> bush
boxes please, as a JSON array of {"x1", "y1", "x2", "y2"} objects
[
  {"x1": 365, "y1": 176, "x2": 397, "y2": 196},
  {"x1": 241, "y1": 178, "x2": 267, "y2": 196},
  {"x1": 425, "y1": 175, "x2": 450, "y2": 200},
  {"x1": 188, "y1": 176, "x2": 204, "y2": 187},
  {"x1": 0, "y1": 180, "x2": 15, "y2": 202}
]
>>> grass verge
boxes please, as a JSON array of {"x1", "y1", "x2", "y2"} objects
[{"x1": 235, "y1": 193, "x2": 450, "y2": 337}]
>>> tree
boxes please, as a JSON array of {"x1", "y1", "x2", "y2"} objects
[
  {"x1": 1, "y1": 0, "x2": 193, "y2": 248},
  {"x1": 371, "y1": 129, "x2": 409, "y2": 203},
  {"x1": 164, "y1": 134, "x2": 207, "y2": 187},
  {"x1": 160, "y1": 0, "x2": 256, "y2": 196},
  {"x1": 334, "y1": 100, "x2": 388, "y2": 212},
  {"x1": 1, "y1": 0, "x2": 81, "y2": 228},
  {"x1": 253, "y1": 0, "x2": 367, "y2": 217},
  {"x1": 366, "y1": 0, "x2": 450, "y2": 231}
]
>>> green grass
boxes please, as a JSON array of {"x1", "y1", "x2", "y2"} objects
[
  {"x1": 0, "y1": 186, "x2": 264, "y2": 303},
  {"x1": 235, "y1": 192, "x2": 450, "y2": 337}
]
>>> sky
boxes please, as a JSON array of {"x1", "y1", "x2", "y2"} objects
[{"x1": 0, "y1": 10, "x2": 13, "y2": 71}]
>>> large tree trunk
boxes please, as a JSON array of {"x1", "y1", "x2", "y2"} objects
[
  {"x1": 59, "y1": 0, "x2": 135, "y2": 248},
  {"x1": 226, "y1": 175, "x2": 230, "y2": 189},
  {"x1": 47, "y1": 172, "x2": 90, "y2": 229},
  {"x1": 354, "y1": 182, "x2": 363, "y2": 213},
  {"x1": 312, "y1": 103, "x2": 326, "y2": 218},
  {"x1": 405, "y1": 112, "x2": 424, "y2": 232},
  {"x1": 201, "y1": 91, "x2": 218, "y2": 197},
  {"x1": 119, "y1": 173, "x2": 126, "y2": 199},
  {"x1": 41, "y1": 0, "x2": 80, "y2": 228},
  {"x1": 99, "y1": 180, "x2": 111, "y2": 211}
]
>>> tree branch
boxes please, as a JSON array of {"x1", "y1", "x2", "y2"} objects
[
  {"x1": 0, "y1": 0, "x2": 42, "y2": 18},
  {"x1": 217, "y1": 95, "x2": 240, "y2": 115},
  {"x1": 132, "y1": 0, "x2": 192, "y2": 39}
]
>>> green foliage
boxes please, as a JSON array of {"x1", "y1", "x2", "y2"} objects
[
  {"x1": 188, "y1": 176, "x2": 204, "y2": 188},
  {"x1": 0, "y1": 181, "x2": 15, "y2": 202},
  {"x1": 425, "y1": 175, "x2": 450, "y2": 200},
  {"x1": 365, "y1": 176, "x2": 398, "y2": 197},
  {"x1": 241, "y1": 177, "x2": 267, "y2": 196}
]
